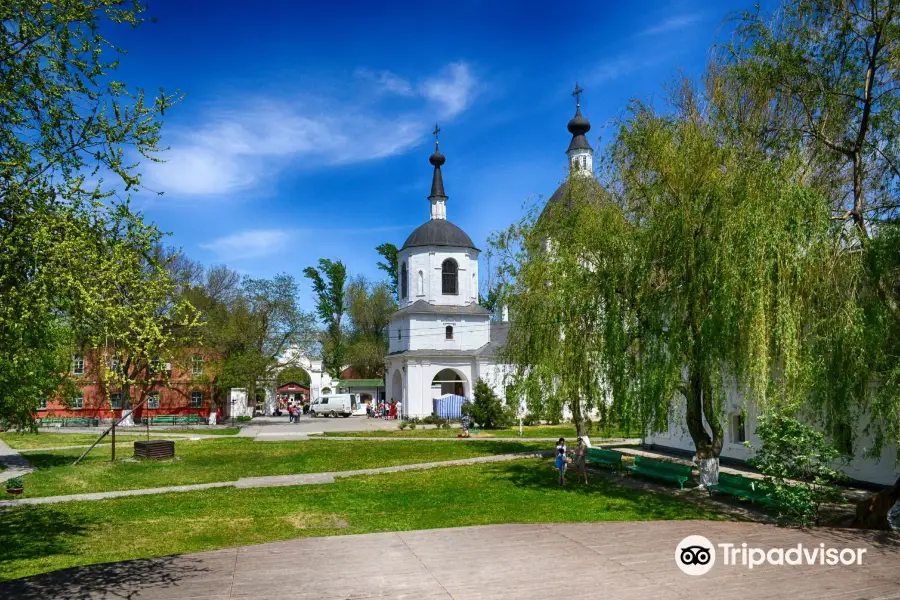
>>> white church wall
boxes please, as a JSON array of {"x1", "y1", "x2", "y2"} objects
[
  {"x1": 388, "y1": 316, "x2": 411, "y2": 354},
  {"x1": 407, "y1": 315, "x2": 490, "y2": 351},
  {"x1": 398, "y1": 246, "x2": 479, "y2": 307},
  {"x1": 645, "y1": 384, "x2": 899, "y2": 486}
]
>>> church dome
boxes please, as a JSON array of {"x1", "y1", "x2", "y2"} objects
[{"x1": 401, "y1": 219, "x2": 478, "y2": 251}]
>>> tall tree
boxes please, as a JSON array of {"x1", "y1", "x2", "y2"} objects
[
  {"x1": 345, "y1": 276, "x2": 396, "y2": 378},
  {"x1": 375, "y1": 243, "x2": 399, "y2": 296},
  {"x1": 492, "y1": 77, "x2": 833, "y2": 482},
  {"x1": 726, "y1": 0, "x2": 900, "y2": 455},
  {"x1": 303, "y1": 259, "x2": 348, "y2": 378},
  {"x1": 0, "y1": 0, "x2": 179, "y2": 427}
]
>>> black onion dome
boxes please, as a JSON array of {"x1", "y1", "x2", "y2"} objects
[
  {"x1": 429, "y1": 148, "x2": 446, "y2": 166},
  {"x1": 567, "y1": 106, "x2": 591, "y2": 136},
  {"x1": 401, "y1": 219, "x2": 478, "y2": 251}
]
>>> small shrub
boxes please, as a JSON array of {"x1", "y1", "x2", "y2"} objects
[
  {"x1": 5, "y1": 477, "x2": 24, "y2": 490},
  {"x1": 236, "y1": 416, "x2": 252, "y2": 423},
  {"x1": 398, "y1": 421, "x2": 408, "y2": 430},
  {"x1": 467, "y1": 379, "x2": 515, "y2": 429},
  {"x1": 441, "y1": 422, "x2": 451, "y2": 430},
  {"x1": 750, "y1": 414, "x2": 846, "y2": 526},
  {"x1": 409, "y1": 423, "x2": 417, "y2": 430}
]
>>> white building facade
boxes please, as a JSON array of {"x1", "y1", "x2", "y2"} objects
[{"x1": 384, "y1": 133, "x2": 508, "y2": 418}]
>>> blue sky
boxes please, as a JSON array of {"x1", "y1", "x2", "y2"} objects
[{"x1": 113, "y1": 0, "x2": 759, "y2": 311}]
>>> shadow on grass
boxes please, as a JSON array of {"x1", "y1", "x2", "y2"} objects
[
  {"x1": 0, "y1": 506, "x2": 91, "y2": 568},
  {"x1": 20, "y1": 453, "x2": 86, "y2": 469},
  {"x1": 494, "y1": 460, "x2": 709, "y2": 519}
]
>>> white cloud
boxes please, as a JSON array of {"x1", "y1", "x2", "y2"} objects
[
  {"x1": 145, "y1": 62, "x2": 479, "y2": 197},
  {"x1": 200, "y1": 224, "x2": 414, "y2": 262},
  {"x1": 420, "y1": 62, "x2": 477, "y2": 118},
  {"x1": 354, "y1": 68, "x2": 415, "y2": 96},
  {"x1": 200, "y1": 229, "x2": 291, "y2": 261},
  {"x1": 639, "y1": 12, "x2": 704, "y2": 37}
]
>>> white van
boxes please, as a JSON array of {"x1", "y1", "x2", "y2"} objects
[{"x1": 310, "y1": 393, "x2": 359, "y2": 418}]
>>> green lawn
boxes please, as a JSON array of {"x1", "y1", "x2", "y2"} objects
[
  {"x1": 1, "y1": 428, "x2": 240, "y2": 450},
  {"x1": 0, "y1": 458, "x2": 721, "y2": 581},
  {"x1": 323, "y1": 425, "x2": 636, "y2": 439},
  {"x1": 18, "y1": 438, "x2": 548, "y2": 498}
]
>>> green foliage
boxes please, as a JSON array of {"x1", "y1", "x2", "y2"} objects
[
  {"x1": 398, "y1": 420, "x2": 408, "y2": 430},
  {"x1": 465, "y1": 379, "x2": 515, "y2": 429},
  {"x1": 5, "y1": 477, "x2": 24, "y2": 490},
  {"x1": 236, "y1": 416, "x2": 252, "y2": 423},
  {"x1": 278, "y1": 367, "x2": 311, "y2": 386},
  {"x1": 725, "y1": 0, "x2": 900, "y2": 455},
  {"x1": 0, "y1": 0, "x2": 182, "y2": 428},
  {"x1": 303, "y1": 259, "x2": 347, "y2": 378},
  {"x1": 375, "y1": 243, "x2": 399, "y2": 296},
  {"x1": 408, "y1": 422, "x2": 416, "y2": 430},
  {"x1": 345, "y1": 276, "x2": 396, "y2": 378},
  {"x1": 750, "y1": 414, "x2": 846, "y2": 526}
]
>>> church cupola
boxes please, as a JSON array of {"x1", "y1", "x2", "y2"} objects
[
  {"x1": 566, "y1": 83, "x2": 592, "y2": 175},
  {"x1": 429, "y1": 123, "x2": 447, "y2": 220}
]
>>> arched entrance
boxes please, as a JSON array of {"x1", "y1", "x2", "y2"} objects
[{"x1": 432, "y1": 368, "x2": 466, "y2": 397}]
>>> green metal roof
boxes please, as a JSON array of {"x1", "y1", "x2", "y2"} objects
[{"x1": 336, "y1": 379, "x2": 384, "y2": 388}]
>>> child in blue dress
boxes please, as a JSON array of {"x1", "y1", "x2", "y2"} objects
[{"x1": 555, "y1": 437, "x2": 568, "y2": 486}]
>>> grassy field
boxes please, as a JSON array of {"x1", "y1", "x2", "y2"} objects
[
  {"x1": 323, "y1": 425, "x2": 636, "y2": 439},
  {"x1": 0, "y1": 458, "x2": 720, "y2": 582},
  {"x1": 1, "y1": 428, "x2": 240, "y2": 450},
  {"x1": 17, "y1": 438, "x2": 548, "y2": 498}
]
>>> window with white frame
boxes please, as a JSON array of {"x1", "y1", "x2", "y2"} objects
[
  {"x1": 72, "y1": 355, "x2": 84, "y2": 375},
  {"x1": 192, "y1": 356, "x2": 204, "y2": 376},
  {"x1": 445, "y1": 325, "x2": 454, "y2": 340},
  {"x1": 39, "y1": 399, "x2": 47, "y2": 410},
  {"x1": 72, "y1": 394, "x2": 83, "y2": 410},
  {"x1": 190, "y1": 391, "x2": 203, "y2": 408},
  {"x1": 110, "y1": 393, "x2": 122, "y2": 409},
  {"x1": 148, "y1": 392, "x2": 160, "y2": 409},
  {"x1": 441, "y1": 259, "x2": 458, "y2": 295}
]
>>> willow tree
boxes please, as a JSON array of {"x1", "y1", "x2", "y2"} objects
[
  {"x1": 490, "y1": 174, "x2": 634, "y2": 438},
  {"x1": 493, "y1": 77, "x2": 833, "y2": 481},
  {"x1": 724, "y1": 0, "x2": 900, "y2": 460}
]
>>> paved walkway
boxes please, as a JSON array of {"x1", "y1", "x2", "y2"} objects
[
  {"x1": 0, "y1": 451, "x2": 546, "y2": 507},
  {"x1": 0, "y1": 439, "x2": 34, "y2": 484},
  {"x1": 1, "y1": 521, "x2": 897, "y2": 599}
]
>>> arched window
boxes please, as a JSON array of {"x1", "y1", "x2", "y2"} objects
[
  {"x1": 445, "y1": 325, "x2": 454, "y2": 340},
  {"x1": 417, "y1": 270, "x2": 424, "y2": 295},
  {"x1": 441, "y1": 259, "x2": 458, "y2": 295},
  {"x1": 400, "y1": 262, "x2": 408, "y2": 299}
]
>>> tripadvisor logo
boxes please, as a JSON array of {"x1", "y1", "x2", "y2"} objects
[{"x1": 676, "y1": 535, "x2": 868, "y2": 575}]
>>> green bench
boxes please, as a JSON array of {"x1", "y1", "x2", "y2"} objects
[
  {"x1": 40, "y1": 417, "x2": 97, "y2": 427},
  {"x1": 708, "y1": 472, "x2": 780, "y2": 506},
  {"x1": 626, "y1": 455, "x2": 693, "y2": 489},
  {"x1": 148, "y1": 414, "x2": 201, "y2": 426},
  {"x1": 586, "y1": 447, "x2": 623, "y2": 469}
]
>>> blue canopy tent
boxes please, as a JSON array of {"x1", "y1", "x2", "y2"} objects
[{"x1": 432, "y1": 394, "x2": 467, "y2": 419}]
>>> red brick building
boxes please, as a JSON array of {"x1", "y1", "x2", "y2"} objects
[{"x1": 37, "y1": 351, "x2": 216, "y2": 421}]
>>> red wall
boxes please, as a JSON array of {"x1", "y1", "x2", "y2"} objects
[{"x1": 38, "y1": 351, "x2": 214, "y2": 419}]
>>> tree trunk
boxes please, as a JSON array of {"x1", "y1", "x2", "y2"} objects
[
  {"x1": 571, "y1": 396, "x2": 587, "y2": 439},
  {"x1": 684, "y1": 365, "x2": 723, "y2": 487}
]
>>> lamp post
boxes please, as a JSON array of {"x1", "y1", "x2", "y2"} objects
[{"x1": 231, "y1": 397, "x2": 236, "y2": 428}]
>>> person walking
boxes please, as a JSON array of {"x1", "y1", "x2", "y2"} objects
[
  {"x1": 573, "y1": 437, "x2": 588, "y2": 484},
  {"x1": 555, "y1": 437, "x2": 568, "y2": 486},
  {"x1": 389, "y1": 399, "x2": 397, "y2": 420},
  {"x1": 461, "y1": 412, "x2": 470, "y2": 438}
]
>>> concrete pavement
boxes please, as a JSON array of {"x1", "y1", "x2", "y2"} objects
[{"x1": 1, "y1": 521, "x2": 897, "y2": 599}]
